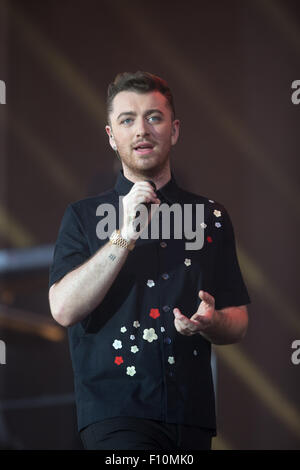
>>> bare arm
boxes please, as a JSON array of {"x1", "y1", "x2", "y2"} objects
[
  {"x1": 49, "y1": 182, "x2": 160, "y2": 327},
  {"x1": 49, "y1": 241, "x2": 130, "y2": 327},
  {"x1": 173, "y1": 290, "x2": 248, "y2": 345}
]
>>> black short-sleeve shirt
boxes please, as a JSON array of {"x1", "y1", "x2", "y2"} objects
[{"x1": 49, "y1": 170, "x2": 251, "y2": 433}]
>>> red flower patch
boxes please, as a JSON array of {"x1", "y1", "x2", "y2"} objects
[
  {"x1": 149, "y1": 308, "x2": 160, "y2": 319},
  {"x1": 206, "y1": 236, "x2": 213, "y2": 243},
  {"x1": 114, "y1": 356, "x2": 124, "y2": 365}
]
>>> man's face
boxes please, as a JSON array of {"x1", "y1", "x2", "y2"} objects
[{"x1": 106, "y1": 90, "x2": 180, "y2": 175}]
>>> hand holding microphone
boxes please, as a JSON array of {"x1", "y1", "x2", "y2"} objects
[{"x1": 121, "y1": 180, "x2": 160, "y2": 242}]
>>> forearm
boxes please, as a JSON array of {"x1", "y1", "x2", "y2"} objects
[
  {"x1": 49, "y1": 182, "x2": 160, "y2": 328},
  {"x1": 49, "y1": 240, "x2": 130, "y2": 327},
  {"x1": 199, "y1": 306, "x2": 248, "y2": 345}
]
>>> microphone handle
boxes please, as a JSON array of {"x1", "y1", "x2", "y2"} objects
[{"x1": 144, "y1": 180, "x2": 157, "y2": 210}]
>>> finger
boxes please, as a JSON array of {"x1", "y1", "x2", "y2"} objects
[
  {"x1": 174, "y1": 307, "x2": 195, "y2": 321},
  {"x1": 173, "y1": 308, "x2": 187, "y2": 321},
  {"x1": 191, "y1": 312, "x2": 212, "y2": 326},
  {"x1": 136, "y1": 191, "x2": 159, "y2": 205},
  {"x1": 174, "y1": 310, "x2": 199, "y2": 330},
  {"x1": 198, "y1": 290, "x2": 215, "y2": 305},
  {"x1": 132, "y1": 182, "x2": 157, "y2": 195},
  {"x1": 133, "y1": 187, "x2": 156, "y2": 199},
  {"x1": 132, "y1": 181, "x2": 156, "y2": 189},
  {"x1": 174, "y1": 317, "x2": 200, "y2": 335},
  {"x1": 173, "y1": 311, "x2": 191, "y2": 328}
]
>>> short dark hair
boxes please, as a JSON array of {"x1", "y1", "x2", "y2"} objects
[{"x1": 106, "y1": 71, "x2": 175, "y2": 123}]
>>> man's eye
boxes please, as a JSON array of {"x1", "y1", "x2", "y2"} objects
[
  {"x1": 148, "y1": 116, "x2": 161, "y2": 123},
  {"x1": 121, "y1": 118, "x2": 133, "y2": 125}
]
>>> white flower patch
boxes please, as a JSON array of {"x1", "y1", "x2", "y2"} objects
[
  {"x1": 133, "y1": 321, "x2": 140, "y2": 329},
  {"x1": 112, "y1": 339, "x2": 122, "y2": 350},
  {"x1": 168, "y1": 356, "x2": 175, "y2": 364},
  {"x1": 126, "y1": 366, "x2": 136, "y2": 376},
  {"x1": 147, "y1": 279, "x2": 155, "y2": 288},
  {"x1": 215, "y1": 222, "x2": 222, "y2": 228},
  {"x1": 213, "y1": 209, "x2": 221, "y2": 218},
  {"x1": 131, "y1": 345, "x2": 139, "y2": 354},
  {"x1": 184, "y1": 258, "x2": 191, "y2": 267},
  {"x1": 200, "y1": 222, "x2": 207, "y2": 229},
  {"x1": 193, "y1": 350, "x2": 198, "y2": 356},
  {"x1": 160, "y1": 326, "x2": 165, "y2": 333},
  {"x1": 143, "y1": 328, "x2": 158, "y2": 343},
  {"x1": 130, "y1": 335, "x2": 135, "y2": 340},
  {"x1": 120, "y1": 326, "x2": 127, "y2": 333}
]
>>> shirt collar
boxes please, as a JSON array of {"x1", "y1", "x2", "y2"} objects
[{"x1": 114, "y1": 170, "x2": 181, "y2": 204}]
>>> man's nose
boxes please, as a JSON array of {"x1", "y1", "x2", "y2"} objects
[{"x1": 135, "y1": 118, "x2": 150, "y2": 137}]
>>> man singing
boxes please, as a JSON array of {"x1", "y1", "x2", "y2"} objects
[{"x1": 49, "y1": 71, "x2": 250, "y2": 450}]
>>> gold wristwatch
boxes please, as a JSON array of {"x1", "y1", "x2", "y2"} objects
[{"x1": 109, "y1": 229, "x2": 135, "y2": 251}]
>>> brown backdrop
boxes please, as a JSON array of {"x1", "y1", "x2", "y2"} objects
[{"x1": 0, "y1": 0, "x2": 299, "y2": 449}]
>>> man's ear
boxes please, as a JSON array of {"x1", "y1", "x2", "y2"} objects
[
  {"x1": 105, "y1": 125, "x2": 118, "y2": 151},
  {"x1": 171, "y1": 119, "x2": 180, "y2": 145},
  {"x1": 105, "y1": 124, "x2": 111, "y2": 138}
]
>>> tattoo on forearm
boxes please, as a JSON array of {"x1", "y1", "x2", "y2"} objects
[{"x1": 108, "y1": 253, "x2": 116, "y2": 262}]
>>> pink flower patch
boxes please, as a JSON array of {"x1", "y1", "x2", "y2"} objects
[
  {"x1": 149, "y1": 308, "x2": 160, "y2": 319},
  {"x1": 114, "y1": 356, "x2": 124, "y2": 365}
]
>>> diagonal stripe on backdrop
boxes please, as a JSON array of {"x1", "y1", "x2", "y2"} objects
[{"x1": 105, "y1": 0, "x2": 300, "y2": 218}]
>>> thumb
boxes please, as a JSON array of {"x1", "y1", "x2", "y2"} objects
[
  {"x1": 173, "y1": 307, "x2": 182, "y2": 318},
  {"x1": 198, "y1": 290, "x2": 214, "y2": 305}
]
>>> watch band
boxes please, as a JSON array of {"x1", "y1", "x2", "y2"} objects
[{"x1": 109, "y1": 229, "x2": 135, "y2": 251}]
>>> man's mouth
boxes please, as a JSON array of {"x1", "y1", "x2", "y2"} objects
[{"x1": 133, "y1": 142, "x2": 154, "y2": 154}]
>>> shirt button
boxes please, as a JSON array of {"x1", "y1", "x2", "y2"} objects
[
  {"x1": 162, "y1": 305, "x2": 170, "y2": 312},
  {"x1": 160, "y1": 241, "x2": 167, "y2": 248},
  {"x1": 164, "y1": 337, "x2": 172, "y2": 344},
  {"x1": 161, "y1": 273, "x2": 169, "y2": 280}
]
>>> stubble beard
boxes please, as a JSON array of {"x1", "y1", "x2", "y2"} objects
[{"x1": 119, "y1": 147, "x2": 171, "y2": 179}]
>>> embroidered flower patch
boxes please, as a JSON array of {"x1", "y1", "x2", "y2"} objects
[
  {"x1": 168, "y1": 356, "x2": 175, "y2": 364},
  {"x1": 131, "y1": 345, "x2": 139, "y2": 354},
  {"x1": 149, "y1": 308, "x2": 160, "y2": 319},
  {"x1": 161, "y1": 326, "x2": 165, "y2": 333},
  {"x1": 213, "y1": 209, "x2": 221, "y2": 217},
  {"x1": 184, "y1": 258, "x2": 191, "y2": 266},
  {"x1": 114, "y1": 356, "x2": 123, "y2": 365},
  {"x1": 143, "y1": 328, "x2": 158, "y2": 343},
  {"x1": 215, "y1": 222, "x2": 221, "y2": 228},
  {"x1": 207, "y1": 236, "x2": 213, "y2": 243},
  {"x1": 200, "y1": 222, "x2": 207, "y2": 229},
  {"x1": 126, "y1": 366, "x2": 136, "y2": 376},
  {"x1": 147, "y1": 280, "x2": 155, "y2": 288},
  {"x1": 133, "y1": 321, "x2": 140, "y2": 328},
  {"x1": 112, "y1": 339, "x2": 122, "y2": 350},
  {"x1": 120, "y1": 326, "x2": 127, "y2": 333},
  {"x1": 130, "y1": 335, "x2": 135, "y2": 340}
]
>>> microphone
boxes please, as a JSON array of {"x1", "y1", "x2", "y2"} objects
[
  {"x1": 144, "y1": 180, "x2": 157, "y2": 210},
  {"x1": 135, "y1": 180, "x2": 158, "y2": 233},
  {"x1": 133, "y1": 180, "x2": 157, "y2": 215},
  {"x1": 145, "y1": 180, "x2": 157, "y2": 192}
]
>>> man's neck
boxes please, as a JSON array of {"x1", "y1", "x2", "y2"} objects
[{"x1": 122, "y1": 165, "x2": 171, "y2": 190}]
